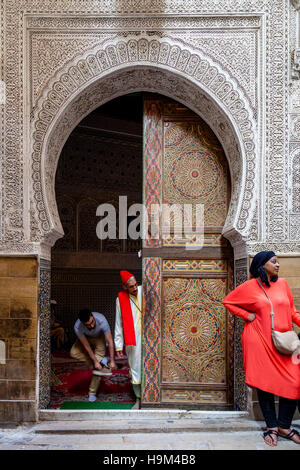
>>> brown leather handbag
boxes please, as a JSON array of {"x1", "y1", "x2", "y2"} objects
[{"x1": 257, "y1": 279, "x2": 300, "y2": 355}]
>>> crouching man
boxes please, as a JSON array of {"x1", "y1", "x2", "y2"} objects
[{"x1": 70, "y1": 308, "x2": 117, "y2": 402}]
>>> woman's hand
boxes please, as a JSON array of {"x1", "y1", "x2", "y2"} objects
[{"x1": 247, "y1": 313, "x2": 256, "y2": 322}]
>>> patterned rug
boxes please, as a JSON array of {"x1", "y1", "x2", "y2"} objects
[{"x1": 49, "y1": 351, "x2": 135, "y2": 409}]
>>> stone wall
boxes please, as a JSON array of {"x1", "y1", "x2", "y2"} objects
[
  {"x1": 0, "y1": 257, "x2": 38, "y2": 422},
  {"x1": 280, "y1": 258, "x2": 300, "y2": 315}
]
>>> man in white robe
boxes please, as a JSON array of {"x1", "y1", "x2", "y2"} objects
[{"x1": 114, "y1": 271, "x2": 144, "y2": 409}]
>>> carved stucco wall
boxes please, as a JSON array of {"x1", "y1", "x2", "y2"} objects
[
  {"x1": 0, "y1": 0, "x2": 299, "y2": 260},
  {"x1": 0, "y1": 0, "x2": 299, "y2": 417},
  {"x1": 32, "y1": 44, "x2": 256, "y2": 254},
  {"x1": 290, "y1": 2, "x2": 300, "y2": 244},
  {"x1": 26, "y1": 23, "x2": 259, "y2": 259}
]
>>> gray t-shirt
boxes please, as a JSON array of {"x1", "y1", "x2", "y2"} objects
[{"x1": 74, "y1": 312, "x2": 110, "y2": 340}]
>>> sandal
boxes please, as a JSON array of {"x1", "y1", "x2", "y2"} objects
[
  {"x1": 263, "y1": 429, "x2": 278, "y2": 447},
  {"x1": 278, "y1": 428, "x2": 300, "y2": 444}
]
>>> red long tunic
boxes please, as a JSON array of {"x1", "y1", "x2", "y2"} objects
[{"x1": 223, "y1": 277, "x2": 300, "y2": 399}]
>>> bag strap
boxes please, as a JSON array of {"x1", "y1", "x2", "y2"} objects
[
  {"x1": 129, "y1": 296, "x2": 142, "y2": 314},
  {"x1": 256, "y1": 279, "x2": 275, "y2": 330}
]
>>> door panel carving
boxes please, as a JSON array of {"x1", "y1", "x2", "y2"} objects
[
  {"x1": 142, "y1": 94, "x2": 233, "y2": 407},
  {"x1": 161, "y1": 275, "x2": 228, "y2": 401},
  {"x1": 163, "y1": 120, "x2": 229, "y2": 228}
]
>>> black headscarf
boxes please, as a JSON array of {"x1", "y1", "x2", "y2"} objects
[{"x1": 249, "y1": 251, "x2": 278, "y2": 286}]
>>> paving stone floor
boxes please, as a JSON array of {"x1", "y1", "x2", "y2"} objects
[{"x1": 1, "y1": 418, "x2": 300, "y2": 451}]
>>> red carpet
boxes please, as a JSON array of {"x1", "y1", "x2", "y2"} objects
[{"x1": 49, "y1": 351, "x2": 135, "y2": 409}]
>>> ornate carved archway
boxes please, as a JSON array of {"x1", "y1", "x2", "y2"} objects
[
  {"x1": 30, "y1": 34, "x2": 258, "y2": 256},
  {"x1": 32, "y1": 34, "x2": 257, "y2": 411}
]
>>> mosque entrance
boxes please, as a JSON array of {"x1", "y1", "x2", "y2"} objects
[
  {"x1": 49, "y1": 92, "x2": 233, "y2": 409},
  {"x1": 49, "y1": 93, "x2": 143, "y2": 408}
]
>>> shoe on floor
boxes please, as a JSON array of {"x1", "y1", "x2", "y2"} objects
[
  {"x1": 100, "y1": 357, "x2": 109, "y2": 368},
  {"x1": 93, "y1": 367, "x2": 112, "y2": 376},
  {"x1": 88, "y1": 394, "x2": 97, "y2": 402}
]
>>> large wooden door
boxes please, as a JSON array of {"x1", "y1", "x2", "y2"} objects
[{"x1": 142, "y1": 94, "x2": 234, "y2": 408}]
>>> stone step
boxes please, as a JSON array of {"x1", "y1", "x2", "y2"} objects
[
  {"x1": 36, "y1": 410, "x2": 264, "y2": 435},
  {"x1": 34, "y1": 419, "x2": 263, "y2": 435},
  {"x1": 39, "y1": 409, "x2": 249, "y2": 422}
]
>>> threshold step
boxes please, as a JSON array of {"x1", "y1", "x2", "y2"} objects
[
  {"x1": 35, "y1": 417, "x2": 263, "y2": 435},
  {"x1": 39, "y1": 409, "x2": 249, "y2": 422}
]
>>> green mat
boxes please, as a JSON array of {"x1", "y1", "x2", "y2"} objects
[{"x1": 60, "y1": 401, "x2": 134, "y2": 410}]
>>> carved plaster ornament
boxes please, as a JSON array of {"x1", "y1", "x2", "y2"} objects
[
  {"x1": 30, "y1": 35, "x2": 257, "y2": 257},
  {"x1": 0, "y1": 0, "x2": 298, "y2": 255},
  {"x1": 291, "y1": 0, "x2": 300, "y2": 9},
  {"x1": 292, "y1": 49, "x2": 300, "y2": 80}
]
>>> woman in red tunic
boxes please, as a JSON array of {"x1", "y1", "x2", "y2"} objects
[{"x1": 223, "y1": 251, "x2": 300, "y2": 447}]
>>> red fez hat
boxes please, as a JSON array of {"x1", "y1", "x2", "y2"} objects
[{"x1": 120, "y1": 270, "x2": 134, "y2": 284}]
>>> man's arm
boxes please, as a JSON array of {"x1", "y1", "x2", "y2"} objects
[
  {"x1": 104, "y1": 331, "x2": 117, "y2": 369},
  {"x1": 79, "y1": 335, "x2": 102, "y2": 370}
]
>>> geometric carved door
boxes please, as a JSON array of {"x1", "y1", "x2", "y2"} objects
[{"x1": 142, "y1": 94, "x2": 234, "y2": 408}]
